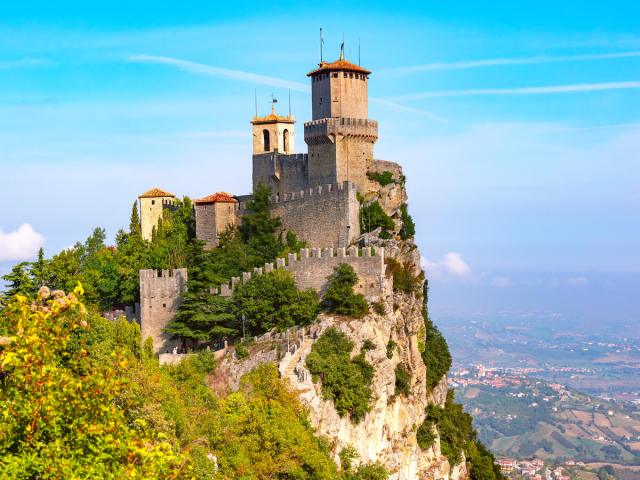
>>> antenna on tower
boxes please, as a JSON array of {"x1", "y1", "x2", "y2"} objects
[
  {"x1": 358, "y1": 38, "x2": 361, "y2": 65},
  {"x1": 340, "y1": 33, "x2": 345, "y2": 60},
  {"x1": 319, "y1": 28, "x2": 324, "y2": 63},
  {"x1": 254, "y1": 89, "x2": 258, "y2": 116}
]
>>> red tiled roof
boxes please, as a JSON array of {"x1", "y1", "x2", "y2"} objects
[
  {"x1": 251, "y1": 112, "x2": 295, "y2": 125},
  {"x1": 139, "y1": 187, "x2": 175, "y2": 198},
  {"x1": 194, "y1": 192, "x2": 238, "y2": 204},
  {"x1": 307, "y1": 59, "x2": 371, "y2": 77}
]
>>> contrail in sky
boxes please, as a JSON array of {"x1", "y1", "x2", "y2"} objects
[
  {"x1": 127, "y1": 54, "x2": 446, "y2": 121},
  {"x1": 390, "y1": 81, "x2": 640, "y2": 101},
  {"x1": 381, "y1": 51, "x2": 640, "y2": 74}
]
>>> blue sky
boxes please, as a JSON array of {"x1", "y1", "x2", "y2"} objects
[{"x1": 1, "y1": 1, "x2": 639, "y2": 325}]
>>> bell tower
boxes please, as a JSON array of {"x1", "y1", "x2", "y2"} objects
[
  {"x1": 304, "y1": 52, "x2": 378, "y2": 192},
  {"x1": 251, "y1": 104, "x2": 295, "y2": 155}
]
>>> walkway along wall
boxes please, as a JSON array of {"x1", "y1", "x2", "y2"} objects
[{"x1": 213, "y1": 245, "x2": 389, "y2": 301}]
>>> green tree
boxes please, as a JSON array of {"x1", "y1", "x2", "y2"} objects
[
  {"x1": 166, "y1": 242, "x2": 237, "y2": 344},
  {"x1": 232, "y1": 269, "x2": 320, "y2": 334},
  {"x1": 360, "y1": 201, "x2": 394, "y2": 239},
  {"x1": 323, "y1": 263, "x2": 369, "y2": 318},
  {"x1": 1, "y1": 262, "x2": 35, "y2": 298},
  {"x1": 305, "y1": 328, "x2": 374, "y2": 422},
  {"x1": 399, "y1": 204, "x2": 416, "y2": 240},
  {"x1": 0, "y1": 286, "x2": 188, "y2": 478},
  {"x1": 239, "y1": 182, "x2": 283, "y2": 263}
]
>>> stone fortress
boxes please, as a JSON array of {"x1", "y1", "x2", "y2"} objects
[{"x1": 139, "y1": 50, "x2": 406, "y2": 353}]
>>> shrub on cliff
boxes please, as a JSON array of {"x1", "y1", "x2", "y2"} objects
[
  {"x1": 422, "y1": 308, "x2": 452, "y2": 391},
  {"x1": 232, "y1": 269, "x2": 320, "y2": 334},
  {"x1": 323, "y1": 264, "x2": 369, "y2": 318},
  {"x1": 399, "y1": 204, "x2": 416, "y2": 240},
  {"x1": 394, "y1": 363, "x2": 411, "y2": 396},
  {"x1": 305, "y1": 328, "x2": 374, "y2": 422},
  {"x1": 360, "y1": 201, "x2": 394, "y2": 239},
  {"x1": 417, "y1": 390, "x2": 505, "y2": 480},
  {"x1": 366, "y1": 170, "x2": 395, "y2": 186}
]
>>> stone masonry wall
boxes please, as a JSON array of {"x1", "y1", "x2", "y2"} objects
[
  {"x1": 213, "y1": 245, "x2": 389, "y2": 301},
  {"x1": 266, "y1": 181, "x2": 361, "y2": 248},
  {"x1": 140, "y1": 268, "x2": 187, "y2": 354},
  {"x1": 252, "y1": 152, "x2": 308, "y2": 195}
]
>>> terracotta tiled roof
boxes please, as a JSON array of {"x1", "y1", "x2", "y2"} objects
[
  {"x1": 194, "y1": 192, "x2": 238, "y2": 204},
  {"x1": 251, "y1": 112, "x2": 295, "y2": 125},
  {"x1": 307, "y1": 59, "x2": 371, "y2": 77},
  {"x1": 139, "y1": 187, "x2": 175, "y2": 198}
]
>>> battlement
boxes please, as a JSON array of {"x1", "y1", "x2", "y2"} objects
[
  {"x1": 140, "y1": 268, "x2": 188, "y2": 354},
  {"x1": 272, "y1": 181, "x2": 356, "y2": 203},
  {"x1": 304, "y1": 117, "x2": 378, "y2": 144},
  {"x1": 213, "y1": 246, "x2": 388, "y2": 301}
]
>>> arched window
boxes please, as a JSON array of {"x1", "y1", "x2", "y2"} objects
[
  {"x1": 283, "y1": 129, "x2": 290, "y2": 152},
  {"x1": 262, "y1": 129, "x2": 270, "y2": 151}
]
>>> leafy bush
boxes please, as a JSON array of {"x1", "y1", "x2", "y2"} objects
[
  {"x1": 372, "y1": 301, "x2": 385, "y2": 315},
  {"x1": 416, "y1": 390, "x2": 505, "y2": 480},
  {"x1": 362, "y1": 339, "x2": 376, "y2": 351},
  {"x1": 385, "y1": 258, "x2": 418, "y2": 294},
  {"x1": 232, "y1": 269, "x2": 320, "y2": 334},
  {"x1": 367, "y1": 170, "x2": 395, "y2": 186},
  {"x1": 416, "y1": 419, "x2": 436, "y2": 450},
  {"x1": 422, "y1": 308, "x2": 452, "y2": 391},
  {"x1": 399, "y1": 204, "x2": 416, "y2": 240},
  {"x1": 0, "y1": 286, "x2": 188, "y2": 478},
  {"x1": 305, "y1": 328, "x2": 374, "y2": 422},
  {"x1": 394, "y1": 363, "x2": 411, "y2": 396},
  {"x1": 323, "y1": 264, "x2": 369, "y2": 318},
  {"x1": 360, "y1": 201, "x2": 394, "y2": 239},
  {"x1": 386, "y1": 339, "x2": 397, "y2": 359}
]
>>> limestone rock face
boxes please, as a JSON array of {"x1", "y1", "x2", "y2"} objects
[{"x1": 279, "y1": 241, "x2": 468, "y2": 480}]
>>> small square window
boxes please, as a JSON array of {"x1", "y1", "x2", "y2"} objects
[
  {"x1": 151, "y1": 200, "x2": 155, "y2": 205},
  {"x1": 163, "y1": 303, "x2": 166, "y2": 308},
  {"x1": 332, "y1": 72, "x2": 338, "y2": 78}
]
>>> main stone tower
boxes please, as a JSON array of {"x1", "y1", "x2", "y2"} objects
[{"x1": 304, "y1": 51, "x2": 378, "y2": 193}]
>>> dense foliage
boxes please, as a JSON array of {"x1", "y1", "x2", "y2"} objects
[
  {"x1": 322, "y1": 263, "x2": 369, "y2": 318},
  {"x1": 360, "y1": 201, "x2": 394, "y2": 239},
  {"x1": 417, "y1": 390, "x2": 505, "y2": 480},
  {"x1": 399, "y1": 203, "x2": 416, "y2": 240},
  {"x1": 385, "y1": 257, "x2": 420, "y2": 294},
  {"x1": 421, "y1": 282, "x2": 452, "y2": 391},
  {"x1": 366, "y1": 170, "x2": 395, "y2": 187},
  {"x1": 232, "y1": 269, "x2": 320, "y2": 334},
  {"x1": 306, "y1": 328, "x2": 374, "y2": 422},
  {"x1": 394, "y1": 363, "x2": 411, "y2": 397},
  {"x1": 0, "y1": 286, "x2": 188, "y2": 478}
]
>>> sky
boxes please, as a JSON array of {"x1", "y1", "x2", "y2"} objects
[{"x1": 1, "y1": 1, "x2": 639, "y2": 326}]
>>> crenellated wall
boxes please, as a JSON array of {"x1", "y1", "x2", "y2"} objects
[
  {"x1": 252, "y1": 152, "x2": 309, "y2": 195},
  {"x1": 140, "y1": 268, "x2": 188, "y2": 354},
  {"x1": 248, "y1": 181, "x2": 361, "y2": 248},
  {"x1": 212, "y1": 245, "x2": 389, "y2": 301}
]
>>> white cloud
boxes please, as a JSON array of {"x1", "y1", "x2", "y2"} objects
[
  {"x1": 381, "y1": 51, "x2": 640, "y2": 75},
  {"x1": 128, "y1": 54, "x2": 310, "y2": 93},
  {"x1": 566, "y1": 276, "x2": 589, "y2": 286},
  {"x1": 389, "y1": 81, "x2": 640, "y2": 101},
  {"x1": 423, "y1": 252, "x2": 472, "y2": 280},
  {"x1": 0, "y1": 58, "x2": 51, "y2": 70},
  {"x1": 490, "y1": 275, "x2": 513, "y2": 287},
  {"x1": 128, "y1": 54, "x2": 445, "y2": 122},
  {"x1": 0, "y1": 224, "x2": 45, "y2": 262}
]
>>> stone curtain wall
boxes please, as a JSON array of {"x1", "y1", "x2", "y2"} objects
[
  {"x1": 252, "y1": 152, "x2": 309, "y2": 195},
  {"x1": 195, "y1": 203, "x2": 217, "y2": 249},
  {"x1": 213, "y1": 245, "x2": 388, "y2": 301},
  {"x1": 140, "y1": 268, "x2": 187, "y2": 354},
  {"x1": 266, "y1": 181, "x2": 361, "y2": 248}
]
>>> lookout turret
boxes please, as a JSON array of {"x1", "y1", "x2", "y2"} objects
[{"x1": 304, "y1": 55, "x2": 378, "y2": 192}]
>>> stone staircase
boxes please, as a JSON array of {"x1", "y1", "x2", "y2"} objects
[{"x1": 282, "y1": 338, "x2": 314, "y2": 380}]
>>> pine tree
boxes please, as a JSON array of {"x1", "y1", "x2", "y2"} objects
[
  {"x1": 239, "y1": 182, "x2": 284, "y2": 263},
  {"x1": 166, "y1": 242, "x2": 237, "y2": 344},
  {"x1": 2, "y1": 262, "x2": 35, "y2": 298},
  {"x1": 129, "y1": 201, "x2": 141, "y2": 237}
]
